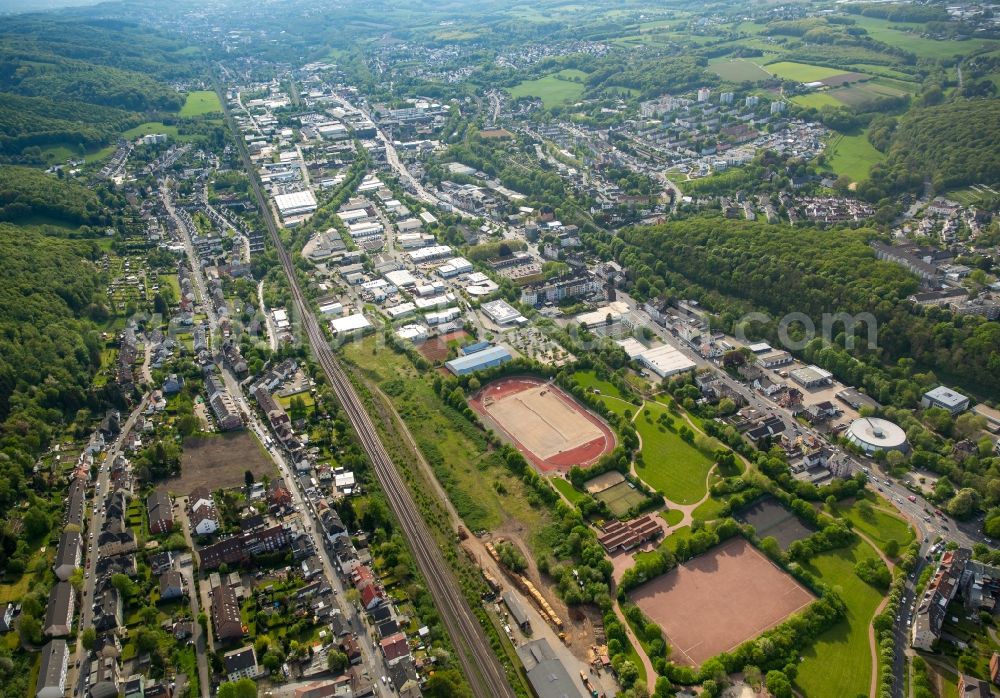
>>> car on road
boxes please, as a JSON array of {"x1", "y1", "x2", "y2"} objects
[{"x1": 908, "y1": 495, "x2": 917, "y2": 503}]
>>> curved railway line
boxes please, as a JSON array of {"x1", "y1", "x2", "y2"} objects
[{"x1": 216, "y1": 84, "x2": 516, "y2": 698}]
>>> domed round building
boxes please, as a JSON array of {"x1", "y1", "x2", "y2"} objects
[{"x1": 845, "y1": 417, "x2": 908, "y2": 455}]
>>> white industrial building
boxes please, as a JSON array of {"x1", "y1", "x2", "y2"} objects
[
  {"x1": 921, "y1": 386, "x2": 970, "y2": 415},
  {"x1": 319, "y1": 301, "x2": 344, "y2": 316},
  {"x1": 385, "y1": 302, "x2": 416, "y2": 320},
  {"x1": 337, "y1": 208, "x2": 371, "y2": 224},
  {"x1": 637, "y1": 344, "x2": 696, "y2": 378},
  {"x1": 384, "y1": 269, "x2": 417, "y2": 288},
  {"x1": 426, "y1": 307, "x2": 462, "y2": 325},
  {"x1": 330, "y1": 313, "x2": 372, "y2": 334},
  {"x1": 482, "y1": 299, "x2": 527, "y2": 326},
  {"x1": 437, "y1": 257, "x2": 474, "y2": 278},
  {"x1": 396, "y1": 324, "x2": 429, "y2": 342},
  {"x1": 616, "y1": 338, "x2": 647, "y2": 360},
  {"x1": 409, "y1": 245, "x2": 452, "y2": 263},
  {"x1": 415, "y1": 294, "x2": 455, "y2": 310},
  {"x1": 274, "y1": 191, "x2": 318, "y2": 218},
  {"x1": 348, "y1": 221, "x2": 384, "y2": 239}
]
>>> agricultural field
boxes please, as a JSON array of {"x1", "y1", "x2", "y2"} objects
[
  {"x1": 632, "y1": 400, "x2": 715, "y2": 505},
  {"x1": 792, "y1": 92, "x2": 842, "y2": 109},
  {"x1": 179, "y1": 90, "x2": 223, "y2": 116},
  {"x1": 709, "y1": 58, "x2": 772, "y2": 83},
  {"x1": 509, "y1": 69, "x2": 588, "y2": 108},
  {"x1": 827, "y1": 82, "x2": 907, "y2": 107},
  {"x1": 851, "y1": 15, "x2": 999, "y2": 59},
  {"x1": 765, "y1": 61, "x2": 852, "y2": 83},
  {"x1": 795, "y1": 540, "x2": 885, "y2": 698},
  {"x1": 825, "y1": 131, "x2": 885, "y2": 181}
]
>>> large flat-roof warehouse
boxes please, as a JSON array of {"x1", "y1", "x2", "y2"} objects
[
  {"x1": 445, "y1": 345, "x2": 512, "y2": 375},
  {"x1": 637, "y1": 344, "x2": 696, "y2": 378},
  {"x1": 274, "y1": 190, "x2": 318, "y2": 219}
]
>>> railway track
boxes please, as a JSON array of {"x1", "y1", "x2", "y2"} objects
[{"x1": 215, "y1": 84, "x2": 516, "y2": 698}]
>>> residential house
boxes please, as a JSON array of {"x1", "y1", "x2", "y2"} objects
[
  {"x1": 36, "y1": 639, "x2": 69, "y2": 698},
  {"x1": 159, "y1": 571, "x2": 184, "y2": 600},
  {"x1": 43, "y1": 582, "x2": 75, "y2": 638},
  {"x1": 912, "y1": 549, "x2": 971, "y2": 650},
  {"x1": 53, "y1": 531, "x2": 82, "y2": 581},
  {"x1": 379, "y1": 632, "x2": 409, "y2": 662},
  {"x1": 224, "y1": 646, "x2": 260, "y2": 682},
  {"x1": 148, "y1": 551, "x2": 174, "y2": 576},
  {"x1": 146, "y1": 489, "x2": 174, "y2": 535},
  {"x1": 93, "y1": 587, "x2": 124, "y2": 632},
  {"x1": 66, "y1": 479, "x2": 86, "y2": 530},
  {"x1": 957, "y1": 674, "x2": 994, "y2": 698},
  {"x1": 211, "y1": 583, "x2": 244, "y2": 642},
  {"x1": 88, "y1": 655, "x2": 122, "y2": 698},
  {"x1": 189, "y1": 489, "x2": 220, "y2": 537}
]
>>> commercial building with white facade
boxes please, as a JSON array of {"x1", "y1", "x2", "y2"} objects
[{"x1": 274, "y1": 191, "x2": 318, "y2": 218}]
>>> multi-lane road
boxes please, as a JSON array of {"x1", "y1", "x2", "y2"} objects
[
  {"x1": 619, "y1": 290, "x2": 993, "y2": 698},
  {"x1": 217, "y1": 83, "x2": 516, "y2": 698}
]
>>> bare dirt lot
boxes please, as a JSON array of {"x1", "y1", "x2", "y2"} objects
[
  {"x1": 630, "y1": 537, "x2": 814, "y2": 666},
  {"x1": 170, "y1": 432, "x2": 277, "y2": 494},
  {"x1": 417, "y1": 330, "x2": 469, "y2": 363}
]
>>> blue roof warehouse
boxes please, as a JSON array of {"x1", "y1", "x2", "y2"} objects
[{"x1": 444, "y1": 345, "x2": 512, "y2": 376}]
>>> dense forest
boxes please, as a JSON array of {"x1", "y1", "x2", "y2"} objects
[
  {"x1": 866, "y1": 100, "x2": 1000, "y2": 195},
  {"x1": 0, "y1": 166, "x2": 107, "y2": 226},
  {"x1": 587, "y1": 217, "x2": 1000, "y2": 402},
  {"x1": 0, "y1": 16, "x2": 197, "y2": 160}
]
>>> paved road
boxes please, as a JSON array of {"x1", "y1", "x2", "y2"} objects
[
  {"x1": 175, "y1": 163, "x2": 392, "y2": 691},
  {"x1": 219, "y1": 80, "x2": 514, "y2": 698},
  {"x1": 176, "y1": 501, "x2": 212, "y2": 696},
  {"x1": 614, "y1": 292, "x2": 991, "y2": 697},
  {"x1": 72, "y1": 394, "x2": 148, "y2": 696}
]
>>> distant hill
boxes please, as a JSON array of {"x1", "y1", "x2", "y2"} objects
[
  {"x1": 0, "y1": 0, "x2": 104, "y2": 15},
  {"x1": 0, "y1": 14, "x2": 199, "y2": 164}
]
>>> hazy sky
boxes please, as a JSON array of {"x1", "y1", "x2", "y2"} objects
[{"x1": 0, "y1": 0, "x2": 103, "y2": 13}]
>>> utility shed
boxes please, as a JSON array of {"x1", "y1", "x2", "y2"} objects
[{"x1": 501, "y1": 591, "x2": 531, "y2": 632}]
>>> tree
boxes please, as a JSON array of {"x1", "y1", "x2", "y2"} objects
[
  {"x1": 617, "y1": 660, "x2": 640, "y2": 688},
  {"x1": 81, "y1": 627, "x2": 96, "y2": 651},
  {"x1": 947, "y1": 488, "x2": 982, "y2": 519},
  {"x1": 111, "y1": 573, "x2": 137, "y2": 599},
  {"x1": 17, "y1": 615, "x2": 41, "y2": 646},
  {"x1": 423, "y1": 669, "x2": 472, "y2": 698},
  {"x1": 262, "y1": 650, "x2": 282, "y2": 672},
  {"x1": 217, "y1": 679, "x2": 257, "y2": 698},
  {"x1": 766, "y1": 670, "x2": 793, "y2": 698},
  {"x1": 244, "y1": 470, "x2": 254, "y2": 490},
  {"x1": 23, "y1": 508, "x2": 50, "y2": 540},
  {"x1": 884, "y1": 539, "x2": 900, "y2": 558},
  {"x1": 326, "y1": 649, "x2": 349, "y2": 673},
  {"x1": 954, "y1": 413, "x2": 987, "y2": 440}
]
